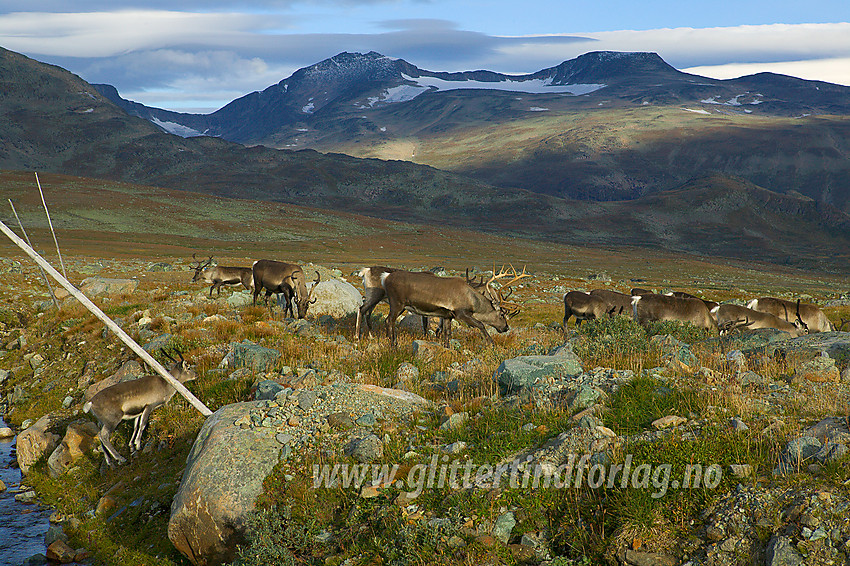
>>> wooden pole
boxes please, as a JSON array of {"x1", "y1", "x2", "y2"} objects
[
  {"x1": 0, "y1": 219, "x2": 212, "y2": 417},
  {"x1": 9, "y1": 200, "x2": 60, "y2": 310},
  {"x1": 35, "y1": 172, "x2": 68, "y2": 280}
]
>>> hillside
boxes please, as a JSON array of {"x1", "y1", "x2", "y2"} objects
[
  {"x1": 4, "y1": 47, "x2": 850, "y2": 272},
  {"x1": 94, "y1": 51, "x2": 850, "y2": 211}
]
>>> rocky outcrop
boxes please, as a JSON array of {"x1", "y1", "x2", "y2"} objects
[
  {"x1": 17, "y1": 413, "x2": 63, "y2": 474},
  {"x1": 47, "y1": 421, "x2": 99, "y2": 478},
  {"x1": 168, "y1": 402, "x2": 285, "y2": 566}
]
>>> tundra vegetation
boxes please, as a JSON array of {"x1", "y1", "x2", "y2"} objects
[{"x1": 1, "y1": 175, "x2": 849, "y2": 566}]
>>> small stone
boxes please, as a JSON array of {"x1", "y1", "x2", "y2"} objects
[
  {"x1": 652, "y1": 415, "x2": 687, "y2": 430},
  {"x1": 439, "y1": 412, "x2": 469, "y2": 430},
  {"x1": 360, "y1": 485, "x2": 380, "y2": 498},
  {"x1": 46, "y1": 540, "x2": 75, "y2": 564},
  {"x1": 287, "y1": 415, "x2": 300, "y2": 427},
  {"x1": 729, "y1": 417, "x2": 750, "y2": 431},
  {"x1": 0, "y1": 426, "x2": 13, "y2": 438},
  {"x1": 442, "y1": 441, "x2": 467, "y2": 454},
  {"x1": 297, "y1": 390, "x2": 317, "y2": 411},
  {"x1": 765, "y1": 535, "x2": 803, "y2": 566},
  {"x1": 492, "y1": 511, "x2": 516, "y2": 544},
  {"x1": 327, "y1": 412, "x2": 354, "y2": 430},
  {"x1": 355, "y1": 413, "x2": 377, "y2": 427},
  {"x1": 729, "y1": 464, "x2": 752, "y2": 478}
]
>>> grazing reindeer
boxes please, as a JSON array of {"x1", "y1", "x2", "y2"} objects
[
  {"x1": 711, "y1": 303, "x2": 806, "y2": 337},
  {"x1": 190, "y1": 254, "x2": 253, "y2": 297},
  {"x1": 563, "y1": 291, "x2": 608, "y2": 331},
  {"x1": 381, "y1": 265, "x2": 529, "y2": 346},
  {"x1": 665, "y1": 291, "x2": 718, "y2": 311},
  {"x1": 747, "y1": 297, "x2": 832, "y2": 333},
  {"x1": 589, "y1": 289, "x2": 633, "y2": 317},
  {"x1": 252, "y1": 259, "x2": 320, "y2": 318},
  {"x1": 356, "y1": 266, "x2": 440, "y2": 340},
  {"x1": 632, "y1": 293, "x2": 718, "y2": 333},
  {"x1": 83, "y1": 349, "x2": 196, "y2": 467}
]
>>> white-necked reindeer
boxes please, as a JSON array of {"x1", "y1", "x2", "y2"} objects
[{"x1": 83, "y1": 349, "x2": 197, "y2": 467}]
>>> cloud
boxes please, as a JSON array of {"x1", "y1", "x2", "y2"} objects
[{"x1": 2, "y1": 9, "x2": 848, "y2": 111}]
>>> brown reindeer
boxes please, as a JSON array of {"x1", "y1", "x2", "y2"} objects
[
  {"x1": 747, "y1": 297, "x2": 832, "y2": 333},
  {"x1": 190, "y1": 254, "x2": 253, "y2": 297},
  {"x1": 563, "y1": 291, "x2": 609, "y2": 331},
  {"x1": 252, "y1": 259, "x2": 320, "y2": 318},
  {"x1": 83, "y1": 349, "x2": 196, "y2": 467},
  {"x1": 632, "y1": 293, "x2": 718, "y2": 333},
  {"x1": 381, "y1": 265, "x2": 529, "y2": 346},
  {"x1": 711, "y1": 303, "x2": 806, "y2": 337}
]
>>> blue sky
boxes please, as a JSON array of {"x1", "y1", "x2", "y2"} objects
[{"x1": 1, "y1": 1, "x2": 849, "y2": 112}]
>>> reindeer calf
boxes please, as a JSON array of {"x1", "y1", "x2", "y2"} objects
[{"x1": 83, "y1": 351, "x2": 196, "y2": 467}]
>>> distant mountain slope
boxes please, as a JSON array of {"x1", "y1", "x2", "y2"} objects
[{"x1": 95, "y1": 50, "x2": 850, "y2": 212}]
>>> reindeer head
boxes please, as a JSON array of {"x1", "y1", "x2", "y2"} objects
[
  {"x1": 160, "y1": 348, "x2": 197, "y2": 383},
  {"x1": 292, "y1": 270, "x2": 321, "y2": 319},
  {"x1": 190, "y1": 254, "x2": 213, "y2": 283},
  {"x1": 482, "y1": 264, "x2": 531, "y2": 329}
]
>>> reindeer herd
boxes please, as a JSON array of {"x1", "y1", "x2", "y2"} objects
[
  {"x1": 85, "y1": 254, "x2": 839, "y2": 469},
  {"x1": 564, "y1": 287, "x2": 836, "y2": 337}
]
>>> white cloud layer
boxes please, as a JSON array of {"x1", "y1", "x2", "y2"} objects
[{"x1": 1, "y1": 9, "x2": 848, "y2": 110}]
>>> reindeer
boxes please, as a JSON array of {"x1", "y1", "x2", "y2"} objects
[
  {"x1": 711, "y1": 303, "x2": 807, "y2": 337},
  {"x1": 252, "y1": 259, "x2": 320, "y2": 318},
  {"x1": 632, "y1": 293, "x2": 718, "y2": 333},
  {"x1": 747, "y1": 297, "x2": 833, "y2": 333},
  {"x1": 589, "y1": 289, "x2": 633, "y2": 317},
  {"x1": 356, "y1": 267, "x2": 486, "y2": 340},
  {"x1": 83, "y1": 349, "x2": 196, "y2": 467},
  {"x1": 381, "y1": 265, "x2": 529, "y2": 346},
  {"x1": 190, "y1": 254, "x2": 253, "y2": 297},
  {"x1": 563, "y1": 291, "x2": 608, "y2": 331}
]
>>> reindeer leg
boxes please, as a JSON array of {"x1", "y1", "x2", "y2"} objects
[
  {"x1": 455, "y1": 310, "x2": 493, "y2": 345},
  {"x1": 386, "y1": 299, "x2": 404, "y2": 347},
  {"x1": 98, "y1": 423, "x2": 126, "y2": 467},
  {"x1": 131, "y1": 406, "x2": 153, "y2": 455}
]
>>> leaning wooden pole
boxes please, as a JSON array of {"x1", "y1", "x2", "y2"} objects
[
  {"x1": 35, "y1": 172, "x2": 68, "y2": 280},
  {"x1": 9, "y1": 199, "x2": 60, "y2": 310},
  {"x1": 0, "y1": 219, "x2": 213, "y2": 417}
]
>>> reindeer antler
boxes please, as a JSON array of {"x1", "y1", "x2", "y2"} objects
[
  {"x1": 719, "y1": 317, "x2": 755, "y2": 335},
  {"x1": 486, "y1": 264, "x2": 530, "y2": 317}
]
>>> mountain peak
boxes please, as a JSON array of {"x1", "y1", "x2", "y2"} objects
[
  {"x1": 300, "y1": 51, "x2": 402, "y2": 83},
  {"x1": 544, "y1": 50, "x2": 681, "y2": 84}
]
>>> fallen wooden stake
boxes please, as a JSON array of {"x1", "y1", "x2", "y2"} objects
[{"x1": 0, "y1": 219, "x2": 213, "y2": 417}]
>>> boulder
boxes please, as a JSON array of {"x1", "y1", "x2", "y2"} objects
[
  {"x1": 776, "y1": 331, "x2": 850, "y2": 364},
  {"x1": 344, "y1": 434, "x2": 384, "y2": 463},
  {"x1": 494, "y1": 344, "x2": 583, "y2": 395},
  {"x1": 47, "y1": 421, "x2": 99, "y2": 478},
  {"x1": 17, "y1": 413, "x2": 63, "y2": 474},
  {"x1": 306, "y1": 280, "x2": 362, "y2": 319},
  {"x1": 794, "y1": 354, "x2": 840, "y2": 383},
  {"x1": 226, "y1": 291, "x2": 253, "y2": 308},
  {"x1": 79, "y1": 277, "x2": 138, "y2": 296},
  {"x1": 228, "y1": 340, "x2": 281, "y2": 372},
  {"x1": 84, "y1": 360, "x2": 145, "y2": 402},
  {"x1": 169, "y1": 402, "x2": 284, "y2": 566}
]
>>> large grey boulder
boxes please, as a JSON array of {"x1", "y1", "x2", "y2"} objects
[
  {"x1": 168, "y1": 402, "x2": 284, "y2": 566},
  {"x1": 306, "y1": 280, "x2": 362, "y2": 319},
  {"x1": 494, "y1": 344, "x2": 583, "y2": 395},
  {"x1": 227, "y1": 340, "x2": 281, "y2": 373},
  {"x1": 17, "y1": 413, "x2": 63, "y2": 475},
  {"x1": 80, "y1": 277, "x2": 138, "y2": 296},
  {"x1": 776, "y1": 331, "x2": 850, "y2": 362}
]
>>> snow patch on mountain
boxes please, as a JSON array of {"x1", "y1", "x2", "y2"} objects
[
  {"x1": 360, "y1": 74, "x2": 605, "y2": 107},
  {"x1": 151, "y1": 117, "x2": 205, "y2": 137},
  {"x1": 701, "y1": 93, "x2": 764, "y2": 106}
]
